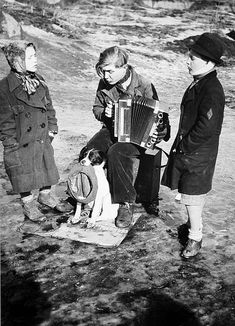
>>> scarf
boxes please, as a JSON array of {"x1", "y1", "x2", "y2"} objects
[
  {"x1": 1, "y1": 41, "x2": 40, "y2": 95},
  {"x1": 15, "y1": 71, "x2": 40, "y2": 95}
]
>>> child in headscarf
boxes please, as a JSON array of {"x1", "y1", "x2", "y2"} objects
[{"x1": 0, "y1": 41, "x2": 70, "y2": 222}]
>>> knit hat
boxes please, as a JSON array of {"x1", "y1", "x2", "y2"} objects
[{"x1": 190, "y1": 33, "x2": 224, "y2": 64}]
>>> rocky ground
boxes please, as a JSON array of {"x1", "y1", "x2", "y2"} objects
[{"x1": 1, "y1": 1, "x2": 235, "y2": 325}]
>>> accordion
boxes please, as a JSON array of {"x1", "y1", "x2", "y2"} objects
[{"x1": 114, "y1": 95, "x2": 169, "y2": 150}]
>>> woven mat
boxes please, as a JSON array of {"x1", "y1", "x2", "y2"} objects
[{"x1": 19, "y1": 212, "x2": 144, "y2": 248}]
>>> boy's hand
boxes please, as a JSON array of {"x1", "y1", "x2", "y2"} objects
[
  {"x1": 105, "y1": 101, "x2": 113, "y2": 118},
  {"x1": 48, "y1": 130, "x2": 57, "y2": 142}
]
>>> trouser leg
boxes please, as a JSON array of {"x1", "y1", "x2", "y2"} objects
[
  {"x1": 108, "y1": 142, "x2": 141, "y2": 203},
  {"x1": 79, "y1": 127, "x2": 114, "y2": 160}
]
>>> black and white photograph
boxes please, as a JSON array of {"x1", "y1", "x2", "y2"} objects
[{"x1": 0, "y1": 0, "x2": 235, "y2": 325}]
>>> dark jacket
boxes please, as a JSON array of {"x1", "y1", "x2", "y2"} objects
[
  {"x1": 93, "y1": 66, "x2": 159, "y2": 131},
  {"x1": 161, "y1": 70, "x2": 225, "y2": 195},
  {"x1": 0, "y1": 71, "x2": 59, "y2": 193}
]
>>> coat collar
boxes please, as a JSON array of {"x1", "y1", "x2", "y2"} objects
[
  {"x1": 190, "y1": 70, "x2": 217, "y2": 91},
  {"x1": 7, "y1": 71, "x2": 21, "y2": 92},
  {"x1": 99, "y1": 66, "x2": 142, "y2": 101},
  {"x1": 6, "y1": 71, "x2": 47, "y2": 109},
  {"x1": 182, "y1": 70, "x2": 217, "y2": 105}
]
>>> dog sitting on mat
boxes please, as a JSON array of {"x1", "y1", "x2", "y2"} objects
[{"x1": 67, "y1": 148, "x2": 119, "y2": 227}]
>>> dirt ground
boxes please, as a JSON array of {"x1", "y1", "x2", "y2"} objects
[{"x1": 1, "y1": 1, "x2": 235, "y2": 325}]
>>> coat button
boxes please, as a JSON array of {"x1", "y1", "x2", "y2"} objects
[
  {"x1": 27, "y1": 126, "x2": 32, "y2": 132},
  {"x1": 41, "y1": 123, "x2": 46, "y2": 128},
  {"x1": 25, "y1": 112, "x2": 31, "y2": 118}
]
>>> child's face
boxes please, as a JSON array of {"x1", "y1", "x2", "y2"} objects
[
  {"x1": 25, "y1": 46, "x2": 37, "y2": 72},
  {"x1": 187, "y1": 50, "x2": 207, "y2": 76},
  {"x1": 101, "y1": 63, "x2": 127, "y2": 85}
]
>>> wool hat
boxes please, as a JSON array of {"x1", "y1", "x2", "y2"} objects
[
  {"x1": 190, "y1": 33, "x2": 224, "y2": 64},
  {"x1": 67, "y1": 164, "x2": 98, "y2": 204}
]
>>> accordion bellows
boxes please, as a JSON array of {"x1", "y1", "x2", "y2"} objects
[{"x1": 114, "y1": 95, "x2": 169, "y2": 149}]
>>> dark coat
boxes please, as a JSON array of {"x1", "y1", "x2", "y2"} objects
[
  {"x1": 161, "y1": 70, "x2": 225, "y2": 195},
  {"x1": 0, "y1": 71, "x2": 59, "y2": 193}
]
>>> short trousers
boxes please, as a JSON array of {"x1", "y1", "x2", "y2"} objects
[{"x1": 180, "y1": 193, "x2": 206, "y2": 206}]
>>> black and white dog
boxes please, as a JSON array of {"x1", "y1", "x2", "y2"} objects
[{"x1": 68, "y1": 148, "x2": 118, "y2": 226}]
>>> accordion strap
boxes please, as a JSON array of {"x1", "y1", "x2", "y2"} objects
[{"x1": 154, "y1": 147, "x2": 169, "y2": 168}]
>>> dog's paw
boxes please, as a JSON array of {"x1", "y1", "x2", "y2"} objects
[
  {"x1": 86, "y1": 220, "x2": 96, "y2": 229},
  {"x1": 67, "y1": 216, "x2": 82, "y2": 226}
]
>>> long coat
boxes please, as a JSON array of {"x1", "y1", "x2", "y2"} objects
[
  {"x1": 0, "y1": 71, "x2": 59, "y2": 193},
  {"x1": 161, "y1": 70, "x2": 225, "y2": 195}
]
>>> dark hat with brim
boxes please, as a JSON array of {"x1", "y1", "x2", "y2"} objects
[
  {"x1": 67, "y1": 164, "x2": 98, "y2": 204},
  {"x1": 189, "y1": 33, "x2": 224, "y2": 65}
]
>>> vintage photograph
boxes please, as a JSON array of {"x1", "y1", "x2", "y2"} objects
[{"x1": 1, "y1": 0, "x2": 235, "y2": 325}]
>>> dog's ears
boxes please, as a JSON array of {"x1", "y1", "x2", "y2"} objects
[{"x1": 79, "y1": 147, "x2": 89, "y2": 162}]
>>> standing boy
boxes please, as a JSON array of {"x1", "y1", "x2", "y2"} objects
[{"x1": 162, "y1": 33, "x2": 225, "y2": 258}]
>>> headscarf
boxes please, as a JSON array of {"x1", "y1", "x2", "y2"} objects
[{"x1": 1, "y1": 40, "x2": 40, "y2": 95}]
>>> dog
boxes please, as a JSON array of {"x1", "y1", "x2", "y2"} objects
[{"x1": 68, "y1": 148, "x2": 119, "y2": 227}]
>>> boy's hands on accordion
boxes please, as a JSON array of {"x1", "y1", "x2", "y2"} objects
[
  {"x1": 152, "y1": 127, "x2": 168, "y2": 144},
  {"x1": 105, "y1": 100, "x2": 114, "y2": 118},
  {"x1": 152, "y1": 116, "x2": 171, "y2": 145}
]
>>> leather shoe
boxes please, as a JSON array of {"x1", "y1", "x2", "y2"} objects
[
  {"x1": 181, "y1": 239, "x2": 202, "y2": 259},
  {"x1": 145, "y1": 199, "x2": 159, "y2": 216},
  {"x1": 38, "y1": 192, "x2": 58, "y2": 208},
  {"x1": 55, "y1": 198, "x2": 75, "y2": 213},
  {"x1": 115, "y1": 203, "x2": 133, "y2": 228},
  {"x1": 22, "y1": 199, "x2": 46, "y2": 222}
]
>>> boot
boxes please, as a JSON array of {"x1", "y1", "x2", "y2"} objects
[
  {"x1": 55, "y1": 197, "x2": 75, "y2": 213},
  {"x1": 22, "y1": 196, "x2": 46, "y2": 222},
  {"x1": 181, "y1": 239, "x2": 202, "y2": 259},
  {"x1": 38, "y1": 190, "x2": 58, "y2": 209},
  {"x1": 115, "y1": 203, "x2": 133, "y2": 228}
]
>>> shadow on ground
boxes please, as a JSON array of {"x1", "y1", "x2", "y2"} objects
[
  {"x1": 120, "y1": 290, "x2": 201, "y2": 326},
  {"x1": 1, "y1": 249, "x2": 52, "y2": 326}
]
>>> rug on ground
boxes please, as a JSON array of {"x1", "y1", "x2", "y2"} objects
[{"x1": 18, "y1": 211, "x2": 144, "y2": 247}]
